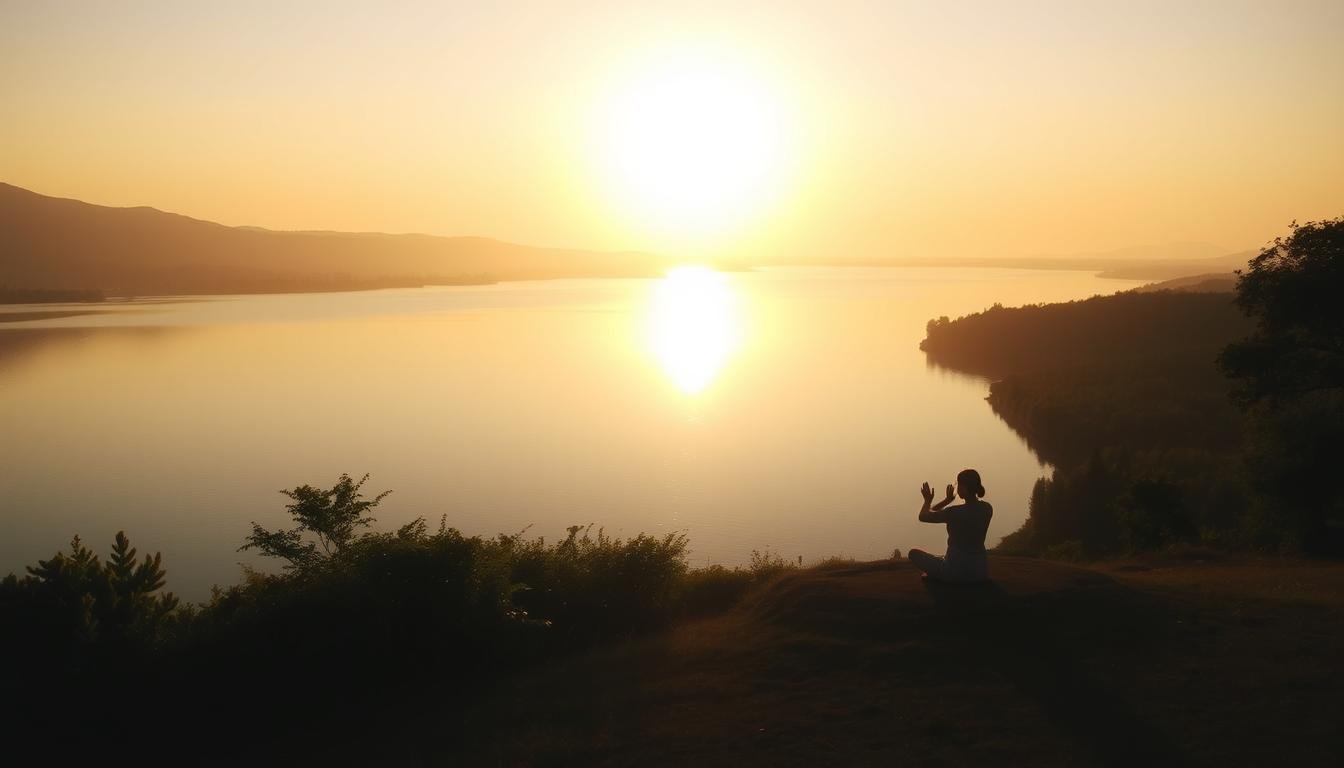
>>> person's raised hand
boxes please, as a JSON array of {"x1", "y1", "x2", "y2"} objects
[
  {"x1": 945, "y1": 484, "x2": 955, "y2": 501},
  {"x1": 920, "y1": 482, "x2": 934, "y2": 503}
]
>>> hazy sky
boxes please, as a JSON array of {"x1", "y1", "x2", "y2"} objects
[{"x1": 3, "y1": 1, "x2": 1341, "y2": 260}]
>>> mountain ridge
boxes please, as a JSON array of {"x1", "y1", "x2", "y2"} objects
[
  {"x1": 2, "y1": 181, "x2": 1260, "y2": 297},
  {"x1": 0, "y1": 182, "x2": 671, "y2": 296}
]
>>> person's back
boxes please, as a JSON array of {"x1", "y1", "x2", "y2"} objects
[
  {"x1": 906, "y1": 469, "x2": 993, "y2": 583},
  {"x1": 944, "y1": 498, "x2": 992, "y2": 554},
  {"x1": 939, "y1": 498, "x2": 992, "y2": 582}
]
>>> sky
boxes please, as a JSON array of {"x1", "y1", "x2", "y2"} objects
[{"x1": 2, "y1": 0, "x2": 1342, "y2": 261}]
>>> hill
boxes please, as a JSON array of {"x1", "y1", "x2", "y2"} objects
[
  {"x1": 1133, "y1": 273, "x2": 1236, "y2": 293},
  {"x1": 776, "y1": 244, "x2": 1255, "y2": 282},
  {"x1": 1095, "y1": 249, "x2": 1253, "y2": 280},
  {"x1": 440, "y1": 556, "x2": 1343, "y2": 766},
  {"x1": 920, "y1": 290, "x2": 1251, "y2": 381},
  {"x1": 0, "y1": 182, "x2": 671, "y2": 296},
  {"x1": 921, "y1": 291, "x2": 1266, "y2": 554}
]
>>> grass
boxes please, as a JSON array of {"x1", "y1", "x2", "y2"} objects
[
  {"x1": 9, "y1": 514, "x2": 1340, "y2": 765},
  {"x1": 393, "y1": 555, "x2": 1343, "y2": 767}
]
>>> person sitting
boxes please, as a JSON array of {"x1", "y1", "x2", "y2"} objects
[{"x1": 907, "y1": 469, "x2": 993, "y2": 583}]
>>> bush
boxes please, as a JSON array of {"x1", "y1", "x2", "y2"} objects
[
  {"x1": 0, "y1": 532, "x2": 178, "y2": 677},
  {"x1": 508, "y1": 524, "x2": 690, "y2": 646},
  {"x1": 1, "y1": 474, "x2": 822, "y2": 755},
  {"x1": 1117, "y1": 479, "x2": 1195, "y2": 551},
  {"x1": 994, "y1": 449, "x2": 1254, "y2": 558},
  {"x1": 748, "y1": 547, "x2": 796, "y2": 582},
  {"x1": 682, "y1": 565, "x2": 754, "y2": 616}
]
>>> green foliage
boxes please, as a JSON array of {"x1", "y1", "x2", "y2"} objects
[
  {"x1": 748, "y1": 547, "x2": 796, "y2": 582},
  {"x1": 1117, "y1": 479, "x2": 1195, "y2": 552},
  {"x1": 240, "y1": 472, "x2": 392, "y2": 570},
  {"x1": 0, "y1": 532, "x2": 179, "y2": 678},
  {"x1": 681, "y1": 565, "x2": 755, "y2": 616},
  {"x1": 921, "y1": 290, "x2": 1252, "y2": 381},
  {"x1": 922, "y1": 287, "x2": 1285, "y2": 557},
  {"x1": 129, "y1": 479, "x2": 730, "y2": 727},
  {"x1": 1217, "y1": 218, "x2": 1344, "y2": 553},
  {"x1": 995, "y1": 449, "x2": 1248, "y2": 558},
  {"x1": 1237, "y1": 395, "x2": 1344, "y2": 553},
  {"x1": 1219, "y1": 217, "x2": 1344, "y2": 407},
  {"x1": 507, "y1": 524, "x2": 690, "y2": 644},
  {"x1": 986, "y1": 355, "x2": 1243, "y2": 467},
  {"x1": 677, "y1": 550, "x2": 808, "y2": 617},
  {"x1": 0, "y1": 474, "x2": 801, "y2": 754}
]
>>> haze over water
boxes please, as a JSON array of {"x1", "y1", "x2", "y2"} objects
[{"x1": 1, "y1": 267, "x2": 1139, "y2": 599}]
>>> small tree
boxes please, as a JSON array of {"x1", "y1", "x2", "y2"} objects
[
  {"x1": 12, "y1": 532, "x2": 177, "y2": 649},
  {"x1": 241, "y1": 473, "x2": 392, "y2": 571}
]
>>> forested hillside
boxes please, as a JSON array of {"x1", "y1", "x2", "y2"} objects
[{"x1": 922, "y1": 291, "x2": 1266, "y2": 556}]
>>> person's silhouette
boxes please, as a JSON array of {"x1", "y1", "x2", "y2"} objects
[{"x1": 907, "y1": 469, "x2": 993, "y2": 582}]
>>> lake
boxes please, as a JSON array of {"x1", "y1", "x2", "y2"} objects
[{"x1": 0, "y1": 267, "x2": 1140, "y2": 599}]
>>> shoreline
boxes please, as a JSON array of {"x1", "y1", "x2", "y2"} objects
[{"x1": 0, "y1": 261, "x2": 1162, "y2": 314}]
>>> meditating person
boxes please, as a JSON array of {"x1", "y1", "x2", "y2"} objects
[{"x1": 907, "y1": 469, "x2": 992, "y2": 583}]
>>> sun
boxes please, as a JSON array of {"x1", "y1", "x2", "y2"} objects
[{"x1": 595, "y1": 50, "x2": 793, "y2": 241}]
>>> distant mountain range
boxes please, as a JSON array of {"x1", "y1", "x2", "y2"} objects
[
  {"x1": 1028, "y1": 242, "x2": 1253, "y2": 281},
  {"x1": 2, "y1": 181, "x2": 1259, "y2": 298},
  {"x1": 799, "y1": 249, "x2": 1255, "y2": 281},
  {"x1": 0, "y1": 183, "x2": 672, "y2": 297}
]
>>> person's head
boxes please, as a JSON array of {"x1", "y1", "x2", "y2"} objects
[{"x1": 956, "y1": 468, "x2": 986, "y2": 500}]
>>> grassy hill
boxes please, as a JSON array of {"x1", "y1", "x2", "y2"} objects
[
  {"x1": 0, "y1": 182, "x2": 671, "y2": 296},
  {"x1": 427, "y1": 556, "x2": 1342, "y2": 766},
  {"x1": 5, "y1": 476, "x2": 1338, "y2": 764}
]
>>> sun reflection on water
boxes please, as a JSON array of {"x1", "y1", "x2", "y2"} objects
[{"x1": 646, "y1": 266, "x2": 744, "y2": 394}]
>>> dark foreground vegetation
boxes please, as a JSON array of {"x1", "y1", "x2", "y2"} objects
[
  {"x1": 0, "y1": 474, "x2": 795, "y2": 760},
  {"x1": 5, "y1": 499, "x2": 1341, "y2": 765},
  {"x1": 923, "y1": 218, "x2": 1344, "y2": 558}
]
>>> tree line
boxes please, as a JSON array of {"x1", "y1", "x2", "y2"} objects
[{"x1": 923, "y1": 218, "x2": 1344, "y2": 557}]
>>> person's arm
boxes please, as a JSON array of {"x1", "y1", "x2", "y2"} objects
[
  {"x1": 918, "y1": 482, "x2": 950, "y2": 523},
  {"x1": 932, "y1": 484, "x2": 955, "y2": 511}
]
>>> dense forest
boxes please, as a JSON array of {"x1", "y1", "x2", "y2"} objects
[
  {"x1": 923, "y1": 219, "x2": 1344, "y2": 558},
  {"x1": 922, "y1": 291, "x2": 1252, "y2": 466}
]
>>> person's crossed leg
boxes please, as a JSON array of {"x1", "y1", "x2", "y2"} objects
[{"x1": 907, "y1": 548, "x2": 943, "y2": 580}]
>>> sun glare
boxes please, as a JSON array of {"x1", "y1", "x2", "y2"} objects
[
  {"x1": 596, "y1": 50, "x2": 793, "y2": 241},
  {"x1": 647, "y1": 266, "x2": 744, "y2": 395}
]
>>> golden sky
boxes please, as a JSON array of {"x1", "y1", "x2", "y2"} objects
[{"x1": 2, "y1": 1, "x2": 1341, "y2": 260}]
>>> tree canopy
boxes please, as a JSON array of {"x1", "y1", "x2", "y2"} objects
[
  {"x1": 240, "y1": 473, "x2": 392, "y2": 571},
  {"x1": 1219, "y1": 217, "x2": 1344, "y2": 406}
]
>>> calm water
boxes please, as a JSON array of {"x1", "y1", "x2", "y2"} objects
[{"x1": 0, "y1": 267, "x2": 1139, "y2": 599}]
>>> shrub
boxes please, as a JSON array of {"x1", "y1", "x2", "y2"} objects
[
  {"x1": 0, "y1": 532, "x2": 178, "y2": 674},
  {"x1": 681, "y1": 565, "x2": 754, "y2": 616}
]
